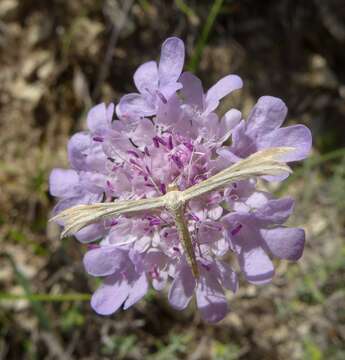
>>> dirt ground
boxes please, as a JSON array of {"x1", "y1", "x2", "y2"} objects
[{"x1": 0, "y1": 1, "x2": 344, "y2": 359}]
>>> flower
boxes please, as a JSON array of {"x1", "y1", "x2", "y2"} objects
[
  {"x1": 220, "y1": 96, "x2": 312, "y2": 180},
  {"x1": 116, "y1": 37, "x2": 185, "y2": 118},
  {"x1": 49, "y1": 37, "x2": 312, "y2": 322},
  {"x1": 222, "y1": 197, "x2": 305, "y2": 285},
  {"x1": 84, "y1": 247, "x2": 148, "y2": 315}
]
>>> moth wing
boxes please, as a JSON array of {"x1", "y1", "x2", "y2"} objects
[
  {"x1": 183, "y1": 147, "x2": 293, "y2": 201},
  {"x1": 51, "y1": 196, "x2": 165, "y2": 238}
]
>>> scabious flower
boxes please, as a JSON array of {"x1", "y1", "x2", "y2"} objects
[{"x1": 49, "y1": 37, "x2": 312, "y2": 323}]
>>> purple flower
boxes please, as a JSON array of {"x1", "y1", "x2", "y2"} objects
[
  {"x1": 156, "y1": 72, "x2": 243, "y2": 143},
  {"x1": 116, "y1": 37, "x2": 185, "y2": 118},
  {"x1": 50, "y1": 37, "x2": 311, "y2": 323},
  {"x1": 179, "y1": 71, "x2": 243, "y2": 116},
  {"x1": 223, "y1": 197, "x2": 305, "y2": 285},
  {"x1": 221, "y1": 96, "x2": 312, "y2": 180},
  {"x1": 84, "y1": 247, "x2": 148, "y2": 315},
  {"x1": 168, "y1": 257, "x2": 237, "y2": 323}
]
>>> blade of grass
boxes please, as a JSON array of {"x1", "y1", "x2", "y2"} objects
[
  {"x1": 187, "y1": 0, "x2": 225, "y2": 72},
  {"x1": 0, "y1": 293, "x2": 91, "y2": 302},
  {"x1": 0, "y1": 253, "x2": 51, "y2": 330},
  {"x1": 175, "y1": 0, "x2": 199, "y2": 25}
]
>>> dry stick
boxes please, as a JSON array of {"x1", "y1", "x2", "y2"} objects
[
  {"x1": 51, "y1": 147, "x2": 293, "y2": 279},
  {"x1": 92, "y1": 0, "x2": 134, "y2": 101}
]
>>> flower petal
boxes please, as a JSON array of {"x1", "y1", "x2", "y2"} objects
[
  {"x1": 205, "y1": 75, "x2": 243, "y2": 114},
  {"x1": 130, "y1": 118, "x2": 155, "y2": 148},
  {"x1": 159, "y1": 82, "x2": 183, "y2": 102},
  {"x1": 87, "y1": 103, "x2": 108, "y2": 132},
  {"x1": 255, "y1": 197, "x2": 294, "y2": 225},
  {"x1": 134, "y1": 61, "x2": 158, "y2": 94},
  {"x1": 179, "y1": 72, "x2": 204, "y2": 109},
  {"x1": 152, "y1": 271, "x2": 168, "y2": 291},
  {"x1": 230, "y1": 120, "x2": 254, "y2": 158},
  {"x1": 158, "y1": 37, "x2": 185, "y2": 87},
  {"x1": 67, "y1": 132, "x2": 91, "y2": 170},
  {"x1": 83, "y1": 247, "x2": 126, "y2": 276},
  {"x1": 196, "y1": 271, "x2": 228, "y2": 323},
  {"x1": 223, "y1": 215, "x2": 275, "y2": 285},
  {"x1": 221, "y1": 108, "x2": 242, "y2": 132},
  {"x1": 49, "y1": 169, "x2": 79, "y2": 198},
  {"x1": 75, "y1": 223, "x2": 105, "y2": 243},
  {"x1": 168, "y1": 261, "x2": 196, "y2": 310},
  {"x1": 116, "y1": 93, "x2": 156, "y2": 118},
  {"x1": 123, "y1": 272, "x2": 148, "y2": 309},
  {"x1": 156, "y1": 93, "x2": 183, "y2": 128},
  {"x1": 208, "y1": 205, "x2": 223, "y2": 220},
  {"x1": 260, "y1": 124, "x2": 312, "y2": 162},
  {"x1": 247, "y1": 96, "x2": 288, "y2": 138},
  {"x1": 261, "y1": 227, "x2": 305, "y2": 260},
  {"x1": 91, "y1": 275, "x2": 129, "y2": 315},
  {"x1": 108, "y1": 219, "x2": 142, "y2": 246},
  {"x1": 216, "y1": 260, "x2": 238, "y2": 293},
  {"x1": 240, "y1": 246, "x2": 274, "y2": 285}
]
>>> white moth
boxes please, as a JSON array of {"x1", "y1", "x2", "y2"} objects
[{"x1": 51, "y1": 147, "x2": 293, "y2": 279}]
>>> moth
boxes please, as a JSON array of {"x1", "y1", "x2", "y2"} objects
[{"x1": 51, "y1": 147, "x2": 293, "y2": 279}]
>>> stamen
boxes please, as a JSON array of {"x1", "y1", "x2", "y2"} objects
[
  {"x1": 156, "y1": 90, "x2": 167, "y2": 104},
  {"x1": 231, "y1": 224, "x2": 242, "y2": 236},
  {"x1": 160, "y1": 183, "x2": 166, "y2": 194},
  {"x1": 203, "y1": 222, "x2": 222, "y2": 231},
  {"x1": 106, "y1": 180, "x2": 114, "y2": 191},
  {"x1": 168, "y1": 135, "x2": 173, "y2": 150},
  {"x1": 93, "y1": 136, "x2": 104, "y2": 142},
  {"x1": 171, "y1": 155, "x2": 183, "y2": 169},
  {"x1": 149, "y1": 218, "x2": 161, "y2": 226},
  {"x1": 189, "y1": 213, "x2": 200, "y2": 222},
  {"x1": 144, "y1": 87, "x2": 153, "y2": 95},
  {"x1": 144, "y1": 146, "x2": 150, "y2": 156},
  {"x1": 183, "y1": 142, "x2": 194, "y2": 152},
  {"x1": 153, "y1": 136, "x2": 167, "y2": 146},
  {"x1": 145, "y1": 165, "x2": 151, "y2": 175},
  {"x1": 129, "y1": 138, "x2": 138, "y2": 148},
  {"x1": 127, "y1": 150, "x2": 140, "y2": 158},
  {"x1": 129, "y1": 159, "x2": 141, "y2": 167},
  {"x1": 153, "y1": 137, "x2": 159, "y2": 148},
  {"x1": 201, "y1": 263, "x2": 210, "y2": 271}
]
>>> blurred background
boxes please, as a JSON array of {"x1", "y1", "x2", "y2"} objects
[{"x1": 0, "y1": 0, "x2": 344, "y2": 359}]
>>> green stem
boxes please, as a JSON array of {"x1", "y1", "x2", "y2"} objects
[
  {"x1": 0, "y1": 292, "x2": 91, "y2": 302},
  {"x1": 187, "y1": 0, "x2": 225, "y2": 72}
]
